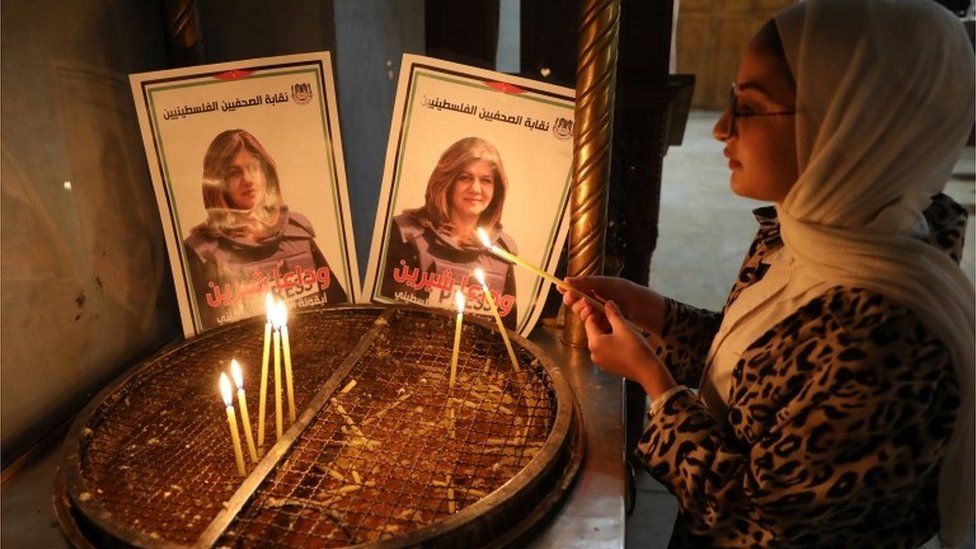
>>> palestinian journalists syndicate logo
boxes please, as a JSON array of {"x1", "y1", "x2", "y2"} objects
[
  {"x1": 291, "y1": 82, "x2": 313, "y2": 105},
  {"x1": 552, "y1": 117, "x2": 573, "y2": 140}
]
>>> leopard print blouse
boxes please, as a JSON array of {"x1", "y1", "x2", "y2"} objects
[{"x1": 636, "y1": 194, "x2": 967, "y2": 548}]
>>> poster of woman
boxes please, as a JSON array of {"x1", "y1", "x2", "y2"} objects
[
  {"x1": 131, "y1": 52, "x2": 359, "y2": 336},
  {"x1": 364, "y1": 55, "x2": 575, "y2": 336}
]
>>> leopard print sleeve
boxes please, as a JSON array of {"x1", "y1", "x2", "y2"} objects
[
  {"x1": 921, "y1": 193, "x2": 967, "y2": 263},
  {"x1": 654, "y1": 297, "x2": 722, "y2": 388},
  {"x1": 636, "y1": 288, "x2": 960, "y2": 547}
]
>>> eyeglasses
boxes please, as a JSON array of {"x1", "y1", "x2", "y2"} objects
[{"x1": 723, "y1": 83, "x2": 796, "y2": 137}]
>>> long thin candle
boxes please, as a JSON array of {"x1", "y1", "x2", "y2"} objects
[
  {"x1": 257, "y1": 293, "x2": 273, "y2": 452},
  {"x1": 477, "y1": 228, "x2": 645, "y2": 335},
  {"x1": 273, "y1": 315, "x2": 283, "y2": 440},
  {"x1": 450, "y1": 290, "x2": 465, "y2": 388},
  {"x1": 473, "y1": 268, "x2": 520, "y2": 371},
  {"x1": 220, "y1": 373, "x2": 247, "y2": 476},
  {"x1": 278, "y1": 302, "x2": 296, "y2": 425},
  {"x1": 230, "y1": 360, "x2": 258, "y2": 463}
]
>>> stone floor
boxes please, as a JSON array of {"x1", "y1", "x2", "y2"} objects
[{"x1": 625, "y1": 110, "x2": 976, "y2": 547}]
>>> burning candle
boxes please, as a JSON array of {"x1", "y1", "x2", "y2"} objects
[
  {"x1": 219, "y1": 373, "x2": 247, "y2": 476},
  {"x1": 477, "y1": 227, "x2": 564, "y2": 287},
  {"x1": 449, "y1": 290, "x2": 465, "y2": 388},
  {"x1": 473, "y1": 268, "x2": 520, "y2": 371},
  {"x1": 477, "y1": 227, "x2": 646, "y2": 335},
  {"x1": 257, "y1": 293, "x2": 273, "y2": 452},
  {"x1": 230, "y1": 359, "x2": 258, "y2": 464},
  {"x1": 277, "y1": 301, "x2": 296, "y2": 425},
  {"x1": 272, "y1": 305, "x2": 284, "y2": 440}
]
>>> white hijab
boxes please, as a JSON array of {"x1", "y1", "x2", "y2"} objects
[{"x1": 775, "y1": 1, "x2": 975, "y2": 545}]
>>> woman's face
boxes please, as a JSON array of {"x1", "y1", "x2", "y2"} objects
[
  {"x1": 450, "y1": 159, "x2": 495, "y2": 220},
  {"x1": 224, "y1": 149, "x2": 267, "y2": 210},
  {"x1": 713, "y1": 36, "x2": 798, "y2": 203}
]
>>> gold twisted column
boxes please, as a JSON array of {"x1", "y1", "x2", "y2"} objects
[
  {"x1": 562, "y1": 0, "x2": 621, "y2": 347},
  {"x1": 162, "y1": 0, "x2": 203, "y2": 66}
]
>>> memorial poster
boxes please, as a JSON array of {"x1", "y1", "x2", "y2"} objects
[
  {"x1": 363, "y1": 54, "x2": 575, "y2": 337},
  {"x1": 131, "y1": 52, "x2": 360, "y2": 336}
]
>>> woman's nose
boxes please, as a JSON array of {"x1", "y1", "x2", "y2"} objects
[{"x1": 713, "y1": 109, "x2": 732, "y2": 141}]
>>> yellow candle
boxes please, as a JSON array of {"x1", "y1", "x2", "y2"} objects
[
  {"x1": 478, "y1": 227, "x2": 567, "y2": 289},
  {"x1": 278, "y1": 301, "x2": 296, "y2": 425},
  {"x1": 473, "y1": 268, "x2": 520, "y2": 371},
  {"x1": 257, "y1": 293, "x2": 273, "y2": 452},
  {"x1": 449, "y1": 290, "x2": 465, "y2": 388},
  {"x1": 219, "y1": 373, "x2": 247, "y2": 476},
  {"x1": 273, "y1": 314, "x2": 283, "y2": 441},
  {"x1": 230, "y1": 360, "x2": 258, "y2": 464},
  {"x1": 477, "y1": 227, "x2": 645, "y2": 335}
]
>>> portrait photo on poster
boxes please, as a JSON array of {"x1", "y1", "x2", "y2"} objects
[
  {"x1": 364, "y1": 54, "x2": 575, "y2": 337},
  {"x1": 130, "y1": 52, "x2": 360, "y2": 337}
]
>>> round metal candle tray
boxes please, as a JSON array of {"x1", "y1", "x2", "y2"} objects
[{"x1": 55, "y1": 305, "x2": 584, "y2": 548}]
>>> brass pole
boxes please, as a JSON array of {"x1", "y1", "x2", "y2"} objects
[
  {"x1": 162, "y1": 0, "x2": 203, "y2": 66},
  {"x1": 562, "y1": 0, "x2": 621, "y2": 347}
]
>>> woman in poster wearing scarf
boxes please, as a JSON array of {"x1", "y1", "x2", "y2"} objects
[
  {"x1": 184, "y1": 129, "x2": 347, "y2": 329},
  {"x1": 382, "y1": 137, "x2": 518, "y2": 330}
]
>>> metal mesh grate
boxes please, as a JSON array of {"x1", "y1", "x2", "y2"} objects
[
  {"x1": 74, "y1": 308, "x2": 381, "y2": 544},
  {"x1": 219, "y1": 309, "x2": 555, "y2": 547}
]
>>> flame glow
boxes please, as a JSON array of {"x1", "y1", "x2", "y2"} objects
[
  {"x1": 230, "y1": 359, "x2": 244, "y2": 389},
  {"x1": 219, "y1": 373, "x2": 234, "y2": 406},
  {"x1": 265, "y1": 293, "x2": 275, "y2": 320},
  {"x1": 454, "y1": 290, "x2": 466, "y2": 313},
  {"x1": 476, "y1": 227, "x2": 492, "y2": 249},
  {"x1": 473, "y1": 267, "x2": 487, "y2": 286}
]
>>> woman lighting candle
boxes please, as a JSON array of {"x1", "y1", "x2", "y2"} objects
[
  {"x1": 473, "y1": 268, "x2": 520, "y2": 372},
  {"x1": 230, "y1": 359, "x2": 259, "y2": 464},
  {"x1": 219, "y1": 373, "x2": 247, "y2": 476}
]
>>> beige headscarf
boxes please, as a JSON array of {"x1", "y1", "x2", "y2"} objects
[{"x1": 775, "y1": 1, "x2": 975, "y2": 545}]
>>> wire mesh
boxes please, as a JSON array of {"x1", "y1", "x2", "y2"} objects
[
  {"x1": 74, "y1": 308, "x2": 381, "y2": 544},
  {"x1": 219, "y1": 308, "x2": 556, "y2": 547}
]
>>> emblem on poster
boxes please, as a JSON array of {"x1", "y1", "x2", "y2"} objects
[
  {"x1": 552, "y1": 117, "x2": 574, "y2": 140},
  {"x1": 291, "y1": 82, "x2": 313, "y2": 105}
]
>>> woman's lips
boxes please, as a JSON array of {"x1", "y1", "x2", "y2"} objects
[{"x1": 724, "y1": 150, "x2": 741, "y2": 169}]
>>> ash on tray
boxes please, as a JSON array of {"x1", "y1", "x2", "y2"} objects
[{"x1": 59, "y1": 306, "x2": 581, "y2": 548}]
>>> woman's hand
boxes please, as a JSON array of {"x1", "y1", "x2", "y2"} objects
[
  {"x1": 562, "y1": 276, "x2": 667, "y2": 335},
  {"x1": 575, "y1": 299, "x2": 677, "y2": 399}
]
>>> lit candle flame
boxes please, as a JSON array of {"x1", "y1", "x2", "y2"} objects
[
  {"x1": 265, "y1": 292, "x2": 275, "y2": 320},
  {"x1": 230, "y1": 359, "x2": 244, "y2": 390},
  {"x1": 476, "y1": 227, "x2": 492, "y2": 249},
  {"x1": 473, "y1": 267, "x2": 487, "y2": 287},
  {"x1": 454, "y1": 290, "x2": 466, "y2": 314},
  {"x1": 219, "y1": 373, "x2": 234, "y2": 407},
  {"x1": 268, "y1": 299, "x2": 285, "y2": 329}
]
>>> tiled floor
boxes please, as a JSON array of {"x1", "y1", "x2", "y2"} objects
[{"x1": 625, "y1": 111, "x2": 976, "y2": 547}]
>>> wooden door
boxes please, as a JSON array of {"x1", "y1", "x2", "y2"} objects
[{"x1": 677, "y1": 0, "x2": 794, "y2": 109}]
